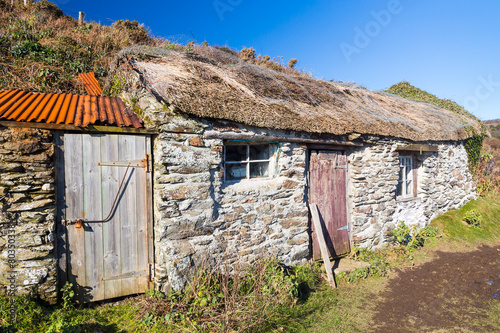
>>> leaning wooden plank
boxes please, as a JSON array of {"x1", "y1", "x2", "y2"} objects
[{"x1": 309, "y1": 203, "x2": 337, "y2": 288}]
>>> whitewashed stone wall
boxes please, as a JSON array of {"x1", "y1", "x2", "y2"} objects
[
  {"x1": 153, "y1": 126, "x2": 309, "y2": 291},
  {"x1": 348, "y1": 138, "x2": 477, "y2": 249},
  {"x1": 0, "y1": 127, "x2": 57, "y2": 303},
  {"x1": 120, "y1": 82, "x2": 476, "y2": 291}
]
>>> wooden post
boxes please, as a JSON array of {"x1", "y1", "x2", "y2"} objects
[
  {"x1": 78, "y1": 11, "x2": 85, "y2": 25},
  {"x1": 310, "y1": 203, "x2": 337, "y2": 288}
]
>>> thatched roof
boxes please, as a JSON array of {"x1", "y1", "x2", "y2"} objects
[{"x1": 118, "y1": 47, "x2": 481, "y2": 141}]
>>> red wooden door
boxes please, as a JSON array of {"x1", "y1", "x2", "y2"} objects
[{"x1": 309, "y1": 150, "x2": 350, "y2": 259}]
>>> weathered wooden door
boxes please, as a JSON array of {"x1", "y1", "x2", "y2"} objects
[
  {"x1": 309, "y1": 150, "x2": 350, "y2": 259},
  {"x1": 58, "y1": 133, "x2": 153, "y2": 302}
]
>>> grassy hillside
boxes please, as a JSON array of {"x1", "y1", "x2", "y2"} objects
[
  {"x1": 0, "y1": 1, "x2": 304, "y2": 96},
  {"x1": 0, "y1": 0, "x2": 156, "y2": 94}
]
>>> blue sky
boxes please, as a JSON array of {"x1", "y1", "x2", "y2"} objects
[{"x1": 55, "y1": 0, "x2": 500, "y2": 120}]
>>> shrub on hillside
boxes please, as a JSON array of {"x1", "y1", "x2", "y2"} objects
[{"x1": 112, "y1": 19, "x2": 150, "y2": 44}]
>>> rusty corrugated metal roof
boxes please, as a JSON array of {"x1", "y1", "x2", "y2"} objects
[
  {"x1": 0, "y1": 89, "x2": 143, "y2": 128},
  {"x1": 78, "y1": 72, "x2": 103, "y2": 96}
]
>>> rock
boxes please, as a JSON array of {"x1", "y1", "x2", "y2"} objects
[
  {"x1": 8, "y1": 199, "x2": 53, "y2": 212},
  {"x1": 41, "y1": 184, "x2": 54, "y2": 192},
  {"x1": 2, "y1": 153, "x2": 51, "y2": 163},
  {"x1": 333, "y1": 258, "x2": 371, "y2": 275},
  {"x1": 0, "y1": 163, "x2": 23, "y2": 172},
  {"x1": 281, "y1": 179, "x2": 299, "y2": 189},
  {"x1": 188, "y1": 137, "x2": 204, "y2": 147},
  {"x1": 161, "y1": 184, "x2": 209, "y2": 201},
  {"x1": 2, "y1": 142, "x2": 43, "y2": 154}
]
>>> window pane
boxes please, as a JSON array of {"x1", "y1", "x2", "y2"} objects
[
  {"x1": 406, "y1": 165, "x2": 412, "y2": 180},
  {"x1": 250, "y1": 162, "x2": 269, "y2": 178},
  {"x1": 399, "y1": 166, "x2": 404, "y2": 182},
  {"x1": 226, "y1": 163, "x2": 247, "y2": 180},
  {"x1": 406, "y1": 180, "x2": 412, "y2": 196},
  {"x1": 396, "y1": 181, "x2": 403, "y2": 197},
  {"x1": 249, "y1": 144, "x2": 270, "y2": 160},
  {"x1": 226, "y1": 145, "x2": 247, "y2": 162}
]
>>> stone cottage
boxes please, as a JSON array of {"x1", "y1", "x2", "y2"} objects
[
  {"x1": 109, "y1": 46, "x2": 480, "y2": 292},
  {"x1": 0, "y1": 46, "x2": 481, "y2": 303}
]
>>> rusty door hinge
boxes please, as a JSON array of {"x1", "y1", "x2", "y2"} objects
[
  {"x1": 146, "y1": 154, "x2": 152, "y2": 173},
  {"x1": 148, "y1": 263, "x2": 155, "y2": 282}
]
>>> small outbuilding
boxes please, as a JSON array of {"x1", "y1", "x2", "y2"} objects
[{"x1": 0, "y1": 47, "x2": 481, "y2": 303}]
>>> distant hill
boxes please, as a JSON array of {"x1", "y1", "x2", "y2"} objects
[{"x1": 484, "y1": 119, "x2": 500, "y2": 138}]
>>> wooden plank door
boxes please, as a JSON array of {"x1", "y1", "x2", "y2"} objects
[
  {"x1": 61, "y1": 133, "x2": 152, "y2": 302},
  {"x1": 309, "y1": 150, "x2": 350, "y2": 259}
]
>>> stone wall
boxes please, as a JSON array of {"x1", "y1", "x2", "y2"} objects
[
  {"x1": 349, "y1": 138, "x2": 477, "y2": 249},
  {"x1": 0, "y1": 127, "x2": 57, "y2": 303},
  {"x1": 153, "y1": 127, "x2": 309, "y2": 291}
]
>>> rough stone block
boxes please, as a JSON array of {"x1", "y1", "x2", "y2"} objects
[
  {"x1": 8, "y1": 199, "x2": 53, "y2": 212},
  {"x1": 161, "y1": 184, "x2": 209, "y2": 201}
]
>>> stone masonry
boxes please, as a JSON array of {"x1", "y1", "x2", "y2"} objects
[
  {"x1": 0, "y1": 127, "x2": 57, "y2": 303},
  {"x1": 153, "y1": 128, "x2": 309, "y2": 291},
  {"x1": 349, "y1": 138, "x2": 476, "y2": 249}
]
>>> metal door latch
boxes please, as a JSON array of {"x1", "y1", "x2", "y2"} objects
[{"x1": 63, "y1": 219, "x2": 83, "y2": 228}]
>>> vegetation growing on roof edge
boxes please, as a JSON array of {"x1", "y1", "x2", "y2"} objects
[
  {"x1": 385, "y1": 81, "x2": 489, "y2": 175},
  {"x1": 385, "y1": 82, "x2": 486, "y2": 132},
  {"x1": 465, "y1": 133, "x2": 485, "y2": 171}
]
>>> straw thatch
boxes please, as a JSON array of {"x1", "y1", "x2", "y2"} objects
[{"x1": 118, "y1": 46, "x2": 481, "y2": 141}]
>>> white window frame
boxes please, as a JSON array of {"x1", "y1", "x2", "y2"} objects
[
  {"x1": 397, "y1": 155, "x2": 414, "y2": 199},
  {"x1": 224, "y1": 143, "x2": 273, "y2": 181}
]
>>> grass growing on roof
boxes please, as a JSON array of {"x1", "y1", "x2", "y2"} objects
[{"x1": 385, "y1": 82, "x2": 476, "y2": 120}]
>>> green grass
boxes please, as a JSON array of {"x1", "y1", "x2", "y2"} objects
[
  {"x1": 0, "y1": 296, "x2": 144, "y2": 332},
  {"x1": 431, "y1": 194, "x2": 500, "y2": 245},
  {"x1": 385, "y1": 82, "x2": 477, "y2": 120},
  {"x1": 2, "y1": 195, "x2": 499, "y2": 332}
]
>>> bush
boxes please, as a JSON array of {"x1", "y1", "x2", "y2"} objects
[
  {"x1": 391, "y1": 222, "x2": 438, "y2": 248},
  {"x1": 112, "y1": 19, "x2": 150, "y2": 44},
  {"x1": 463, "y1": 209, "x2": 482, "y2": 227},
  {"x1": 239, "y1": 47, "x2": 256, "y2": 60},
  {"x1": 11, "y1": 43, "x2": 28, "y2": 57}
]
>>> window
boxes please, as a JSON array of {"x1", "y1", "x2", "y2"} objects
[
  {"x1": 397, "y1": 156, "x2": 414, "y2": 198},
  {"x1": 224, "y1": 143, "x2": 272, "y2": 181}
]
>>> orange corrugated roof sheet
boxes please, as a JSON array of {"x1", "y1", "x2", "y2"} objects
[
  {"x1": 0, "y1": 89, "x2": 143, "y2": 128},
  {"x1": 78, "y1": 72, "x2": 103, "y2": 96}
]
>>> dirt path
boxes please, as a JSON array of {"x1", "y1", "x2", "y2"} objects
[{"x1": 372, "y1": 245, "x2": 500, "y2": 332}]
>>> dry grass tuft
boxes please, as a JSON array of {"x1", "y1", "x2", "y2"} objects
[{"x1": 135, "y1": 257, "x2": 321, "y2": 332}]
